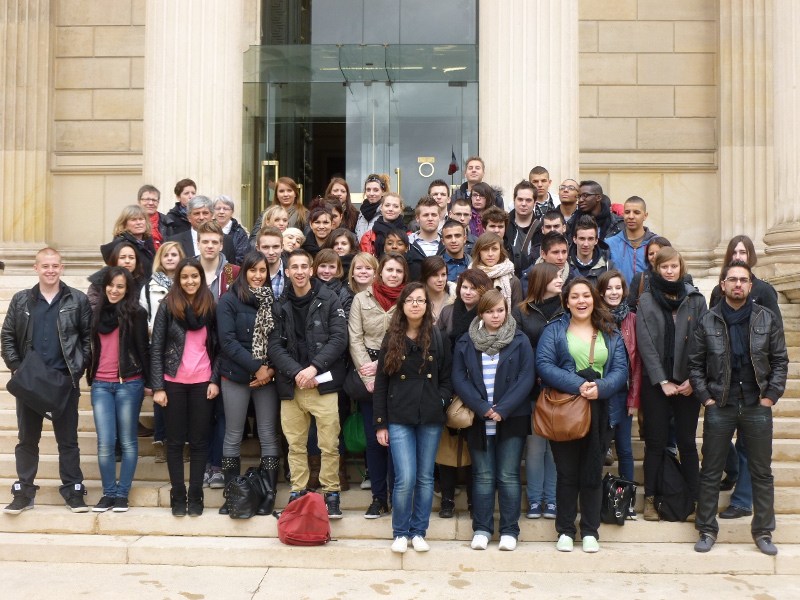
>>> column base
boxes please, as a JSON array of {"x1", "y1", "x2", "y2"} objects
[{"x1": 761, "y1": 222, "x2": 800, "y2": 301}]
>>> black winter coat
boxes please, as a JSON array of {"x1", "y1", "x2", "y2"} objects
[
  {"x1": 688, "y1": 302, "x2": 788, "y2": 406},
  {"x1": 267, "y1": 282, "x2": 349, "y2": 399},
  {"x1": 372, "y1": 329, "x2": 452, "y2": 430},
  {"x1": 512, "y1": 300, "x2": 564, "y2": 400},
  {"x1": 87, "y1": 306, "x2": 151, "y2": 387},
  {"x1": 163, "y1": 202, "x2": 191, "y2": 237},
  {"x1": 100, "y1": 232, "x2": 156, "y2": 278},
  {"x1": 321, "y1": 277, "x2": 354, "y2": 320},
  {"x1": 150, "y1": 302, "x2": 220, "y2": 390},
  {"x1": 404, "y1": 239, "x2": 446, "y2": 282},
  {"x1": 1, "y1": 283, "x2": 92, "y2": 387},
  {"x1": 216, "y1": 288, "x2": 273, "y2": 385}
]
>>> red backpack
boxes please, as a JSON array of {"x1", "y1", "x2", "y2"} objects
[{"x1": 277, "y1": 492, "x2": 331, "y2": 546}]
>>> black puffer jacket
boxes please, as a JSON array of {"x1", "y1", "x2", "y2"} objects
[
  {"x1": 87, "y1": 306, "x2": 151, "y2": 387},
  {"x1": 321, "y1": 277, "x2": 354, "y2": 320},
  {"x1": 688, "y1": 302, "x2": 788, "y2": 406},
  {"x1": 150, "y1": 302, "x2": 220, "y2": 391},
  {"x1": 162, "y1": 202, "x2": 191, "y2": 237},
  {"x1": 267, "y1": 280, "x2": 348, "y2": 400},
  {"x1": 1, "y1": 283, "x2": 92, "y2": 387},
  {"x1": 100, "y1": 232, "x2": 156, "y2": 278},
  {"x1": 216, "y1": 287, "x2": 274, "y2": 384}
]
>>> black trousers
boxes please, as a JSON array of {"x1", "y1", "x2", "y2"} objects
[
  {"x1": 15, "y1": 387, "x2": 83, "y2": 500},
  {"x1": 550, "y1": 435, "x2": 602, "y2": 540},
  {"x1": 641, "y1": 373, "x2": 701, "y2": 499},
  {"x1": 163, "y1": 381, "x2": 214, "y2": 497}
]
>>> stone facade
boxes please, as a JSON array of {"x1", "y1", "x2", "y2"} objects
[{"x1": 1, "y1": 0, "x2": 797, "y2": 284}]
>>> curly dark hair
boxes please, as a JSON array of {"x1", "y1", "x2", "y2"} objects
[
  {"x1": 382, "y1": 282, "x2": 434, "y2": 376},
  {"x1": 561, "y1": 277, "x2": 615, "y2": 334}
]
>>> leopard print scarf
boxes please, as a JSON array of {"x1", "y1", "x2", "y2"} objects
[{"x1": 250, "y1": 285, "x2": 275, "y2": 364}]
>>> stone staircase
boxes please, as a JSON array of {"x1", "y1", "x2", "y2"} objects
[{"x1": 0, "y1": 274, "x2": 799, "y2": 575}]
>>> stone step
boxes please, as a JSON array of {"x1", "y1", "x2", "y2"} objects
[
  {"x1": 774, "y1": 398, "x2": 800, "y2": 417},
  {"x1": 0, "y1": 532, "x2": 794, "y2": 574},
  {"x1": 0, "y1": 409, "x2": 154, "y2": 432},
  {"x1": 2, "y1": 505, "x2": 800, "y2": 546}
]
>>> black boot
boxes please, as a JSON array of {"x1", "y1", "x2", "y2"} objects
[
  {"x1": 218, "y1": 456, "x2": 241, "y2": 515},
  {"x1": 170, "y1": 485, "x2": 187, "y2": 517},
  {"x1": 257, "y1": 456, "x2": 280, "y2": 516},
  {"x1": 187, "y1": 486, "x2": 204, "y2": 517}
]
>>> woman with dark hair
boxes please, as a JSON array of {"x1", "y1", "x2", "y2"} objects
[
  {"x1": 355, "y1": 173, "x2": 391, "y2": 242},
  {"x1": 324, "y1": 228, "x2": 358, "y2": 279},
  {"x1": 349, "y1": 251, "x2": 408, "y2": 517},
  {"x1": 151, "y1": 257, "x2": 220, "y2": 516},
  {"x1": 326, "y1": 177, "x2": 359, "y2": 231},
  {"x1": 420, "y1": 256, "x2": 455, "y2": 324},
  {"x1": 373, "y1": 282, "x2": 452, "y2": 553},
  {"x1": 453, "y1": 289, "x2": 534, "y2": 552},
  {"x1": 101, "y1": 204, "x2": 157, "y2": 278},
  {"x1": 216, "y1": 251, "x2": 279, "y2": 515},
  {"x1": 536, "y1": 277, "x2": 628, "y2": 553},
  {"x1": 163, "y1": 178, "x2": 197, "y2": 237},
  {"x1": 87, "y1": 266, "x2": 150, "y2": 512},
  {"x1": 469, "y1": 182, "x2": 495, "y2": 238},
  {"x1": 435, "y1": 268, "x2": 493, "y2": 519},
  {"x1": 597, "y1": 269, "x2": 642, "y2": 519},
  {"x1": 471, "y1": 232, "x2": 523, "y2": 308},
  {"x1": 324, "y1": 198, "x2": 345, "y2": 231},
  {"x1": 636, "y1": 247, "x2": 707, "y2": 520},
  {"x1": 511, "y1": 262, "x2": 563, "y2": 520},
  {"x1": 626, "y1": 236, "x2": 671, "y2": 310},
  {"x1": 88, "y1": 241, "x2": 146, "y2": 311},
  {"x1": 302, "y1": 207, "x2": 334, "y2": 257}
]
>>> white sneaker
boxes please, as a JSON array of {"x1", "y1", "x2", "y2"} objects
[
  {"x1": 498, "y1": 535, "x2": 517, "y2": 551},
  {"x1": 391, "y1": 536, "x2": 408, "y2": 553},
  {"x1": 556, "y1": 534, "x2": 573, "y2": 552},
  {"x1": 411, "y1": 536, "x2": 430, "y2": 552},
  {"x1": 471, "y1": 533, "x2": 489, "y2": 550}
]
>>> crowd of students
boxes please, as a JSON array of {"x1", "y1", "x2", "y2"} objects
[{"x1": 0, "y1": 160, "x2": 788, "y2": 558}]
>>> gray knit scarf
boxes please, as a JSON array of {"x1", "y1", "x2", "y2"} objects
[{"x1": 468, "y1": 314, "x2": 517, "y2": 356}]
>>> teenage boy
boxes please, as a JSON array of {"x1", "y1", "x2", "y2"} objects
[
  {"x1": 170, "y1": 195, "x2": 235, "y2": 260},
  {"x1": 557, "y1": 179, "x2": 580, "y2": 226},
  {"x1": 506, "y1": 180, "x2": 538, "y2": 258},
  {"x1": 567, "y1": 181, "x2": 623, "y2": 242},
  {"x1": 450, "y1": 156, "x2": 504, "y2": 208},
  {"x1": 567, "y1": 215, "x2": 615, "y2": 286},
  {"x1": 528, "y1": 209, "x2": 568, "y2": 263},
  {"x1": 689, "y1": 260, "x2": 788, "y2": 556},
  {"x1": 268, "y1": 249, "x2": 349, "y2": 518},
  {"x1": 410, "y1": 180, "x2": 450, "y2": 233},
  {"x1": 536, "y1": 231, "x2": 573, "y2": 285},
  {"x1": 606, "y1": 196, "x2": 657, "y2": 285},
  {"x1": 442, "y1": 219, "x2": 472, "y2": 282},
  {"x1": 406, "y1": 196, "x2": 445, "y2": 281},
  {"x1": 528, "y1": 166, "x2": 560, "y2": 215},
  {"x1": 197, "y1": 220, "x2": 240, "y2": 301},
  {"x1": 449, "y1": 197, "x2": 478, "y2": 255},
  {"x1": 257, "y1": 226, "x2": 286, "y2": 298},
  {"x1": 2, "y1": 248, "x2": 92, "y2": 514}
]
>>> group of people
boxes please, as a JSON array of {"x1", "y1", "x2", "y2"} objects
[{"x1": 0, "y1": 159, "x2": 788, "y2": 558}]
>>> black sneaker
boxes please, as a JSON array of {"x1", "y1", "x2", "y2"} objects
[
  {"x1": 755, "y1": 536, "x2": 778, "y2": 556},
  {"x1": 325, "y1": 492, "x2": 343, "y2": 520},
  {"x1": 364, "y1": 496, "x2": 389, "y2": 519},
  {"x1": 65, "y1": 485, "x2": 89, "y2": 513},
  {"x1": 92, "y1": 496, "x2": 115, "y2": 512},
  {"x1": 4, "y1": 496, "x2": 34, "y2": 515},
  {"x1": 113, "y1": 497, "x2": 129, "y2": 512},
  {"x1": 694, "y1": 533, "x2": 715, "y2": 553}
]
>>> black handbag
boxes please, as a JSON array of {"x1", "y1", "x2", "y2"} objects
[
  {"x1": 600, "y1": 472, "x2": 637, "y2": 526},
  {"x1": 225, "y1": 468, "x2": 267, "y2": 519},
  {"x1": 342, "y1": 348, "x2": 379, "y2": 403},
  {"x1": 7, "y1": 350, "x2": 73, "y2": 421}
]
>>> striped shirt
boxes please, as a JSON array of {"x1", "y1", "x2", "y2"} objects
[{"x1": 482, "y1": 352, "x2": 499, "y2": 436}]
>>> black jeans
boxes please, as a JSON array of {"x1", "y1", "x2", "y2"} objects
[
  {"x1": 14, "y1": 387, "x2": 83, "y2": 499},
  {"x1": 641, "y1": 373, "x2": 701, "y2": 499},
  {"x1": 696, "y1": 401, "x2": 775, "y2": 539},
  {"x1": 550, "y1": 435, "x2": 603, "y2": 540},
  {"x1": 163, "y1": 381, "x2": 214, "y2": 497}
]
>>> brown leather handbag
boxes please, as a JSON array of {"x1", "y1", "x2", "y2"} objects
[{"x1": 533, "y1": 332, "x2": 597, "y2": 442}]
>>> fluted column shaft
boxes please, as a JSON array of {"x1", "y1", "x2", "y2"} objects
[{"x1": 478, "y1": 0, "x2": 579, "y2": 200}]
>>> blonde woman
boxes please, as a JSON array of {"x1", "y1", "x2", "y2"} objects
[
  {"x1": 249, "y1": 205, "x2": 289, "y2": 247},
  {"x1": 101, "y1": 204, "x2": 156, "y2": 278}
]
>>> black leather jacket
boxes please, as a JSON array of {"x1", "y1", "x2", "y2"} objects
[
  {"x1": 688, "y1": 302, "x2": 788, "y2": 406},
  {"x1": 1, "y1": 283, "x2": 92, "y2": 387},
  {"x1": 150, "y1": 302, "x2": 220, "y2": 391},
  {"x1": 87, "y1": 306, "x2": 151, "y2": 387}
]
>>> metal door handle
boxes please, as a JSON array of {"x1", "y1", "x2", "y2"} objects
[
  {"x1": 395, "y1": 167, "x2": 402, "y2": 196},
  {"x1": 260, "y1": 160, "x2": 280, "y2": 213}
]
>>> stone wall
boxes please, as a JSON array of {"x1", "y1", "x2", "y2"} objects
[{"x1": 578, "y1": 0, "x2": 719, "y2": 271}]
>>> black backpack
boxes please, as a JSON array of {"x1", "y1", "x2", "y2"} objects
[{"x1": 654, "y1": 451, "x2": 694, "y2": 521}]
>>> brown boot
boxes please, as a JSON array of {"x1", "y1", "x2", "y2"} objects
[
  {"x1": 307, "y1": 455, "x2": 321, "y2": 489},
  {"x1": 338, "y1": 455, "x2": 350, "y2": 491},
  {"x1": 643, "y1": 495, "x2": 658, "y2": 521}
]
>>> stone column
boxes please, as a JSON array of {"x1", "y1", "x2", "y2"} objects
[
  {"x1": 144, "y1": 0, "x2": 244, "y2": 203},
  {"x1": 718, "y1": 0, "x2": 773, "y2": 258},
  {"x1": 478, "y1": 0, "x2": 579, "y2": 203},
  {"x1": 763, "y1": 0, "x2": 800, "y2": 289},
  {"x1": 0, "y1": 0, "x2": 52, "y2": 257}
]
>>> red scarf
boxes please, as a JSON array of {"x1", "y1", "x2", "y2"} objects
[
  {"x1": 149, "y1": 212, "x2": 163, "y2": 249},
  {"x1": 372, "y1": 281, "x2": 405, "y2": 311}
]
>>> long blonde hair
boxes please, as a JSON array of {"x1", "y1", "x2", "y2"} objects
[
  {"x1": 153, "y1": 241, "x2": 185, "y2": 275},
  {"x1": 113, "y1": 205, "x2": 152, "y2": 238}
]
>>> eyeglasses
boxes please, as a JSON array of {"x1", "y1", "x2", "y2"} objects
[
  {"x1": 559, "y1": 185, "x2": 577, "y2": 192},
  {"x1": 725, "y1": 277, "x2": 751, "y2": 285},
  {"x1": 404, "y1": 298, "x2": 427, "y2": 305}
]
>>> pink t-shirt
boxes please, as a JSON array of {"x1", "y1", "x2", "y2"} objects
[
  {"x1": 95, "y1": 330, "x2": 121, "y2": 383},
  {"x1": 165, "y1": 327, "x2": 212, "y2": 384}
]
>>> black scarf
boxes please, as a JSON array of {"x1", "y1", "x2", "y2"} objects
[
  {"x1": 536, "y1": 295, "x2": 563, "y2": 321},
  {"x1": 450, "y1": 298, "x2": 477, "y2": 346},
  {"x1": 360, "y1": 200, "x2": 380, "y2": 224},
  {"x1": 721, "y1": 299, "x2": 753, "y2": 371},
  {"x1": 611, "y1": 302, "x2": 630, "y2": 326},
  {"x1": 592, "y1": 202, "x2": 613, "y2": 238},
  {"x1": 371, "y1": 215, "x2": 406, "y2": 257},
  {"x1": 97, "y1": 304, "x2": 120, "y2": 335},
  {"x1": 177, "y1": 303, "x2": 209, "y2": 331},
  {"x1": 649, "y1": 273, "x2": 687, "y2": 380},
  {"x1": 287, "y1": 279, "x2": 319, "y2": 367}
]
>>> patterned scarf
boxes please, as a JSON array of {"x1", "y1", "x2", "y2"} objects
[
  {"x1": 478, "y1": 259, "x2": 516, "y2": 308},
  {"x1": 250, "y1": 285, "x2": 275, "y2": 363}
]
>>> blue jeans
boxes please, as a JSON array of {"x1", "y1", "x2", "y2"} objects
[
  {"x1": 388, "y1": 423, "x2": 442, "y2": 539},
  {"x1": 612, "y1": 415, "x2": 634, "y2": 482},
  {"x1": 728, "y1": 436, "x2": 753, "y2": 510},
  {"x1": 525, "y1": 432, "x2": 556, "y2": 505},
  {"x1": 470, "y1": 434, "x2": 526, "y2": 538},
  {"x1": 91, "y1": 378, "x2": 144, "y2": 497}
]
